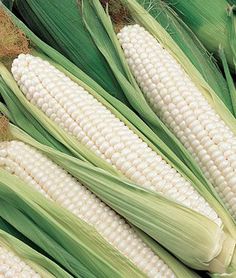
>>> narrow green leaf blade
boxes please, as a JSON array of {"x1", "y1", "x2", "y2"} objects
[
  {"x1": 219, "y1": 47, "x2": 236, "y2": 116},
  {"x1": 164, "y1": 0, "x2": 235, "y2": 71}
]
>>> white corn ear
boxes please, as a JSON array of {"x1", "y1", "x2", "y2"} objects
[
  {"x1": 11, "y1": 53, "x2": 220, "y2": 225},
  {"x1": 0, "y1": 140, "x2": 175, "y2": 278},
  {"x1": 117, "y1": 24, "x2": 236, "y2": 219}
]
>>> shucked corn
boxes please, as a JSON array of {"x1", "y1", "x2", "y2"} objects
[
  {"x1": 11, "y1": 54, "x2": 220, "y2": 225},
  {"x1": 0, "y1": 244, "x2": 40, "y2": 278},
  {"x1": 117, "y1": 24, "x2": 236, "y2": 218},
  {"x1": 0, "y1": 140, "x2": 175, "y2": 278}
]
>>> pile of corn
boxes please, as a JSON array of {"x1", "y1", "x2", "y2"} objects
[{"x1": 0, "y1": 0, "x2": 236, "y2": 277}]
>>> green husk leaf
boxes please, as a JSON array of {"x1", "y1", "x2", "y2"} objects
[
  {"x1": 219, "y1": 46, "x2": 236, "y2": 116},
  {"x1": 164, "y1": 0, "x2": 235, "y2": 71},
  {"x1": 136, "y1": 0, "x2": 233, "y2": 114},
  {"x1": 228, "y1": 0, "x2": 236, "y2": 4},
  {"x1": 13, "y1": 0, "x2": 128, "y2": 104},
  {"x1": 227, "y1": 4, "x2": 236, "y2": 70},
  {"x1": 3, "y1": 122, "x2": 234, "y2": 273},
  {"x1": 0, "y1": 76, "x2": 71, "y2": 152},
  {"x1": 0, "y1": 230, "x2": 72, "y2": 278},
  {"x1": 0, "y1": 101, "x2": 12, "y2": 119},
  {"x1": 132, "y1": 227, "x2": 200, "y2": 278},
  {"x1": 0, "y1": 216, "x2": 53, "y2": 260}
]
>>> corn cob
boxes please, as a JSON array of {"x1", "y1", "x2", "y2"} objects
[
  {"x1": 117, "y1": 24, "x2": 236, "y2": 218},
  {"x1": 0, "y1": 245, "x2": 40, "y2": 278},
  {"x1": 0, "y1": 140, "x2": 175, "y2": 278},
  {"x1": 11, "y1": 53, "x2": 221, "y2": 226}
]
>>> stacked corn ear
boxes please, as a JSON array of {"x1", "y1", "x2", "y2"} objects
[
  {"x1": 1, "y1": 2, "x2": 232, "y2": 226},
  {"x1": 0, "y1": 138, "x2": 200, "y2": 278},
  {"x1": 163, "y1": 0, "x2": 236, "y2": 72},
  {"x1": 0, "y1": 1, "x2": 225, "y2": 202},
  {"x1": 1, "y1": 4, "x2": 236, "y2": 273},
  {"x1": 136, "y1": 0, "x2": 234, "y2": 116},
  {"x1": 117, "y1": 22, "x2": 236, "y2": 219},
  {"x1": 0, "y1": 229, "x2": 71, "y2": 278},
  {"x1": 0, "y1": 122, "x2": 235, "y2": 275},
  {"x1": 0, "y1": 125, "x2": 203, "y2": 278},
  {"x1": 14, "y1": 0, "x2": 233, "y2": 111},
  {"x1": 10, "y1": 53, "x2": 221, "y2": 226},
  {"x1": 2, "y1": 52, "x2": 236, "y2": 273}
]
